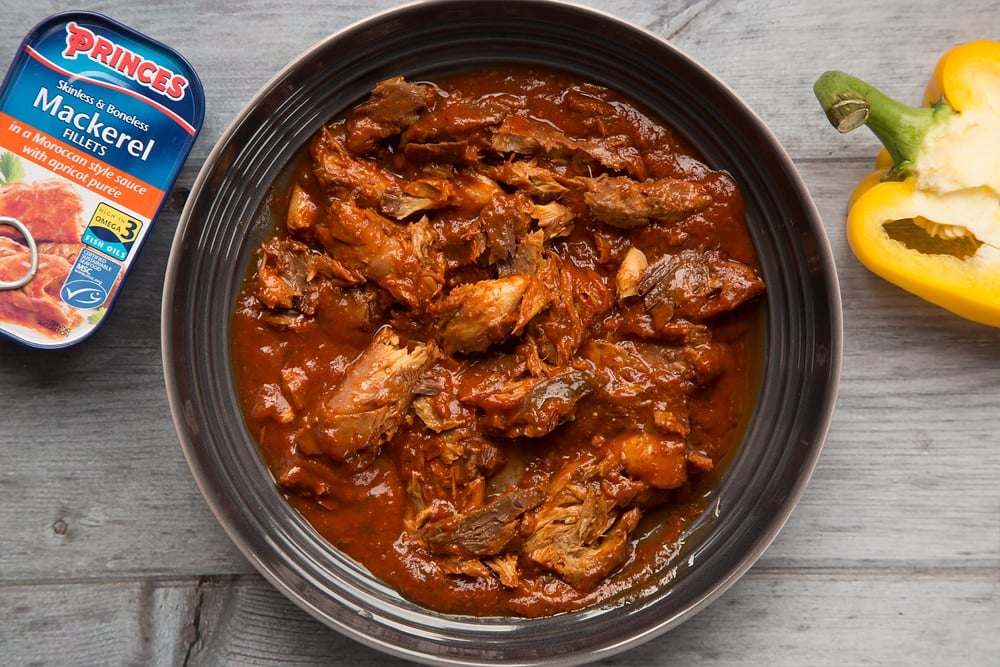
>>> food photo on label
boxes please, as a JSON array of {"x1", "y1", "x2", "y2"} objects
[{"x1": 0, "y1": 11, "x2": 203, "y2": 349}]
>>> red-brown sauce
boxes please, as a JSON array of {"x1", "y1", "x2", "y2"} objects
[{"x1": 231, "y1": 67, "x2": 764, "y2": 617}]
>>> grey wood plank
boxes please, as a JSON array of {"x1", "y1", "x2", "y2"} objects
[
  {"x1": 658, "y1": 0, "x2": 1000, "y2": 161},
  {"x1": 1, "y1": 579, "x2": 199, "y2": 666},
  {"x1": 2, "y1": 570, "x2": 996, "y2": 666}
]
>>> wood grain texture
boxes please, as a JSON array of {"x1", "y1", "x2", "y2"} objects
[
  {"x1": 1, "y1": 572, "x2": 995, "y2": 666},
  {"x1": 1, "y1": 1, "x2": 998, "y2": 665}
]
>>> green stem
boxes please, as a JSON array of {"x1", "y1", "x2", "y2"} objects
[{"x1": 813, "y1": 70, "x2": 952, "y2": 173}]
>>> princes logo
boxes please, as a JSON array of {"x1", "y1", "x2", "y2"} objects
[{"x1": 61, "y1": 21, "x2": 190, "y2": 101}]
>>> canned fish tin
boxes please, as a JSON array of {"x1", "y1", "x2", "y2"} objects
[{"x1": 0, "y1": 11, "x2": 204, "y2": 348}]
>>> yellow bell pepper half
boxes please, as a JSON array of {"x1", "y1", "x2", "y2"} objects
[
  {"x1": 815, "y1": 40, "x2": 1000, "y2": 327},
  {"x1": 849, "y1": 179, "x2": 1000, "y2": 326}
]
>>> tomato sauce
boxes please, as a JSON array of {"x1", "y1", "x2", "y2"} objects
[{"x1": 231, "y1": 67, "x2": 764, "y2": 617}]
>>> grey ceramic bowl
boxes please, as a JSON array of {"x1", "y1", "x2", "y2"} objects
[{"x1": 162, "y1": 1, "x2": 842, "y2": 665}]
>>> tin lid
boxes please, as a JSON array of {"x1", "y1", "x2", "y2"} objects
[{"x1": 0, "y1": 11, "x2": 205, "y2": 349}]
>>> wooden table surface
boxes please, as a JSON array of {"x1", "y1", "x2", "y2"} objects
[{"x1": 2, "y1": 1, "x2": 998, "y2": 665}]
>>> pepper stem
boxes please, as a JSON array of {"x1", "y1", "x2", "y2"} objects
[{"x1": 813, "y1": 70, "x2": 953, "y2": 174}]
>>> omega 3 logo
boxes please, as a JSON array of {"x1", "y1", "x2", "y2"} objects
[{"x1": 62, "y1": 22, "x2": 190, "y2": 101}]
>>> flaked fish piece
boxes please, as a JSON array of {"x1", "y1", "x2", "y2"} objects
[
  {"x1": 399, "y1": 426, "x2": 503, "y2": 518},
  {"x1": 437, "y1": 557, "x2": 494, "y2": 580},
  {"x1": 435, "y1": 274, "x2": 549, "y2": 355},
  {"x1": 399, "y1": 92, "x2": 517, "y2": 166},
  {"x1": 522, "y1": 454, "x2": 645, "y2": 590},
  {"x1": 345, "y1": 77, "x2": 439, "y2": 154},
  {"x1": 491, "y1": 115, "x2": 645, "y2": 177},
  {"x1": 314, "y1": 327, "x2": 439, "y2": 461},
  {"x1": 414, "y1": 486, "x2": 546, "y2": 558},
  {"x1": 286, "y1": 182, "x2": 321, "y2": 233},
  {"x1": 314, "y1": 200, "x2": 444, "y2": 308},
  {"x1": 636, "y1": 248, "x2": 764, "y2": 321},
  {"x1": 381, "y1": 177, "x2": 459, "y2": 219},
  {"x1": 276, "y1": 457, "x2": 342, "y2": 497},
  {"x1": 254, "y1": 237, "x2": 363, "y2": 311},
  {"x1": 479, "y1": 192, "x2": 534, "y2": 264},
  {"x1": 402, "y1": 139, "x2": 482, "y2": 165},
  {"x1": 563, "y1": 85, "x2": 619, "y2": 119},
  {"x1": 531, "y1": 201, "x2": 575, "y2": 239},
  {"x1": 499, "y1": 229, "x2": 546, "y2": 278},
  {"x1": 580, "y1": 337, "x2": 720, "y2": 405},
  {"x1": 490, "y1": 117, "x2": 569, "y2": 156},
  {"x1": 309, "y1": 127, "x2": 402, "y2": 208},
  {"x1": 523, "y1": 252, "x2": 614, "y2": 366},
  {"x1": 382, "y1": 172, "x2": 501, "y2": 220},
  {"x1": 408, "y1": 364, "x2": 479, "y2": 434},
  {"x1": 411, "y1": 396, "x2": 469, "y2": 433},
  {"x1": 581, "y1": 174, "x2": 712, "y2": 228},
  {"x1": 486, "y1": 159, "x2": 569, "y2": 200},
  {"x1": 462, "y1": 366, "x2": 603, "y2": 438},
  {"x1": 402, "y1": 95, "x2": 516, "y2": 147},
  {"x1": 485, "y1": 553, "x2": 521, "y2": 588}
]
